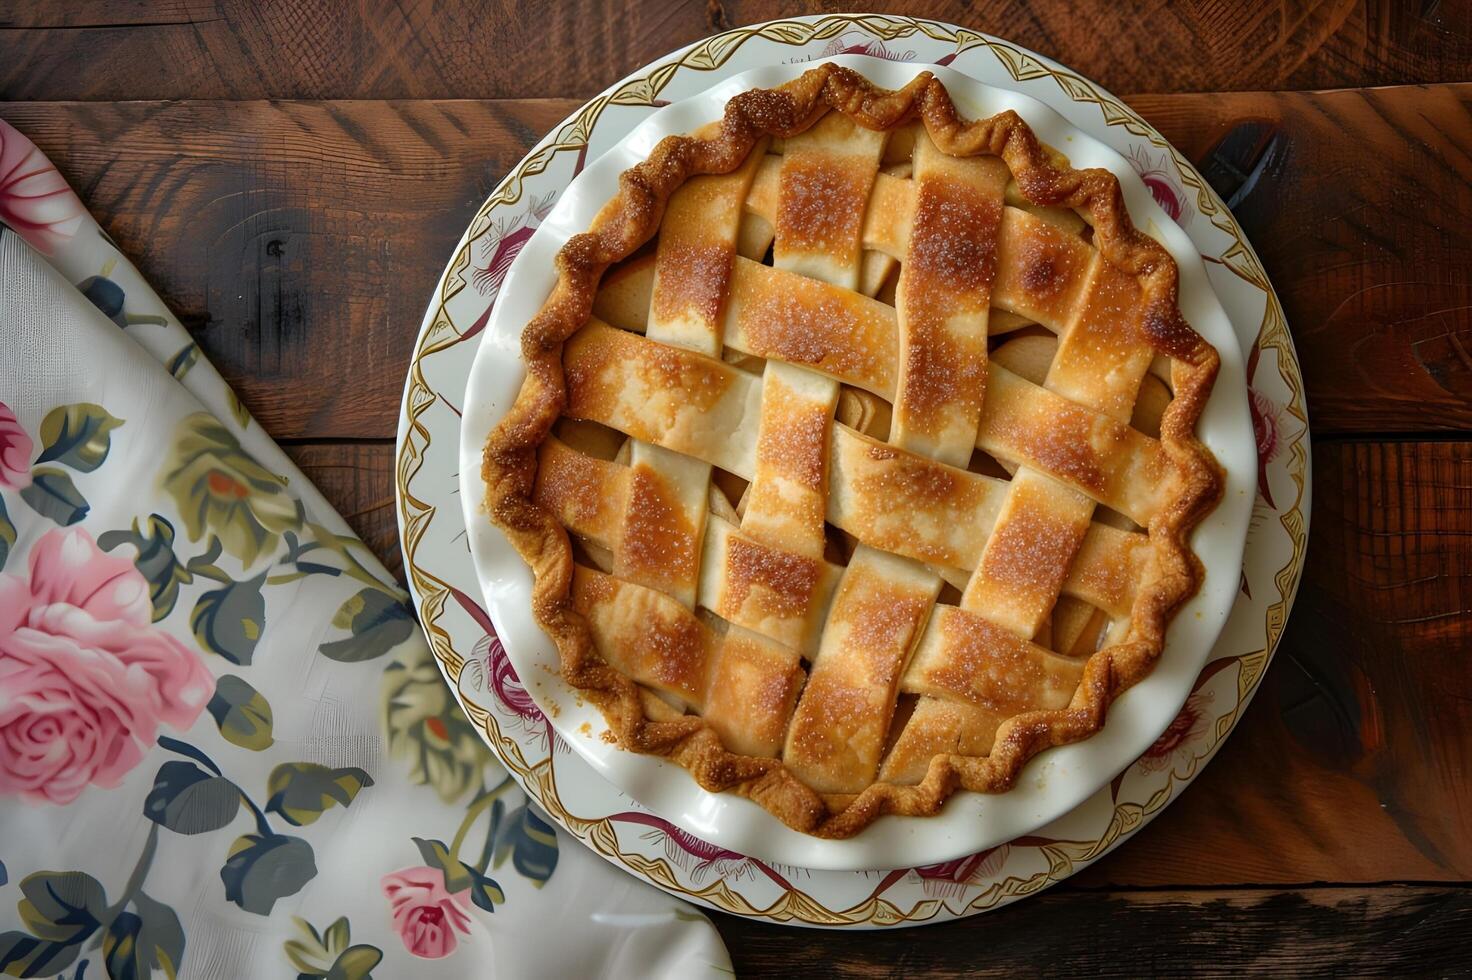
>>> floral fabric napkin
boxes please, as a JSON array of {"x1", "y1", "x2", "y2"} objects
[{"x1": 0, "y1": 120, "x2": 732, "y2": 979}]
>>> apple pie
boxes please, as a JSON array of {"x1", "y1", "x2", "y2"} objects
[{"x1": 482, "y1": 64, "x2": 1223, "y2": 838}]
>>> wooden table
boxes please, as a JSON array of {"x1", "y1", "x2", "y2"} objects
[{"x1": 4, "y1": 1, "x2": 1469, "y2": 974}]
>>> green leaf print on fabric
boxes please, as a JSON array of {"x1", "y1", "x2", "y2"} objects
[
  {"x1": 3, "y1": 813, "x2": 186, "y2": 977},
  {"x1": 220, "y1": 834, "x2": 316, "y2": 916},
  {"x1": 18, "y1": 467, "x2": 88, "y2": 526},
  {"x1": 283, "y1": 916, "x2": 382, "y2": 980},
  {"x1": 328, "y1": 944, "x2": 385, "y2": 979},
  {"x1": 206, "y1": 675, "x2": 275, "y2": 751},
  {"x1": 318, "y1": 587, "x2": 416, "y2": 663},
  {"x1": 0, "y1": 926, "x2": 83, "y2": 976},
  {"x1": 264, "y1": 763, "x2": 374, "y2": 827},
  {"x1": 122, "y1": 893, "x2": 186, "y2": 980},
  {"x1": 404, "y1": 776, "x2": 516, "y2": 913},
  {"x1": 402, "y1": 836, "x2": 505, "y2": 916},
  {"x1": 0, "y1": 871, "x2": 106, "y2": 977},
  {"x1": 75, "y1": 267, "x2": 172, "y2": 330},
  {"x1": 101, "y1": 911, "x2": 147, "y2": 980},
  {"x1": 166, "y1": 342, "x2": 199, "y2": 381},
  {"x1": 225, "y1": 389, "x2": 252, "y2": 431},
  {"x1": 381, "y1": 639, "x2": 493, "y2": 804},
  {"x1": 463, "y1": 867, "x2": 505, "y2": 914},
  {"x1": 494, "y1": 803, "x2": 560, "y2": 888},
  {"x1": 34, "y1": 403, "x2": 123, "y2": 472},
  {"x1": 142, "y1": 760, "x2": 241, "y2": 835},
  {"x1": 409, "y1": 838, "x2": 471, "y2": 893},
  {"x1": 190, "y1": 572, "x2": 266, "y2": 665},
  {"x1": 99, "y1": 514, "x2": 193, "y2": 622},
  {"x1": 18, "y1": 871, "x2": 106, "y2": 943},
  {"x1": 160, "y1": 412, "x2": 300, "y2": 566},
  {"x1": 146, "y1": 739, "x2": 327, "y2": 921}
]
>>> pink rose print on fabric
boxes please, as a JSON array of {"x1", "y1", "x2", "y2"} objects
[
  {"x1": 381, "y1": 866, "x2": 473, "y2": 959},
  {"x1": 0, "y1": 399, "x2": 32, "y2": 490},
  {"x1": 0, "y1": 120, "x2": 87, "y2": 256},
  {"x1": 0, "y1": 527, "x2": 214, "y2": 805}
]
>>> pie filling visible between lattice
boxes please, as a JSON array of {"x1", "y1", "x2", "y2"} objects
[{"x1": 483, "y1": 65, "x2": 1224, "y2": 838}]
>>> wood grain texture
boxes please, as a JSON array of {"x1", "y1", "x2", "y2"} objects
[
  {"x1": 1129, "y1": 85, "x2": 1472, "y2": 435},
  {"x1": 2, "y1": 0, "x2": 1469, "y2": 100},
  {"x1": 290, "y1": 438, "x2": 1472, "y2": 888},
  {"x1": 2, "y1": 83, "x2": 1465, "y2": 438},
  {"x1": 712, "y1": 886, "x2": 1472, "y2": 976}
]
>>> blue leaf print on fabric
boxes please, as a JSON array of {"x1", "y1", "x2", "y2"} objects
[{"x1": 219, "y1": 835, "x2": 317, "y2": 916}]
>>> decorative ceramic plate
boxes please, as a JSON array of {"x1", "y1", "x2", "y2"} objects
[
  {"x1": 396, "y1": 14, "x2": 1310, "y2": 926},
  {"x1": 454, "y1": 56, "x2": 1255, "y2": 871}
]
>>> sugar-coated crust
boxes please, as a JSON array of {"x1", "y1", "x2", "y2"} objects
[{"x1": 482, "y1": 65, "x2": 1223, "y2": 838}]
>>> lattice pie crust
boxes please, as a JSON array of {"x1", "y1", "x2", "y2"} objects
[{"x1": 482, "y1": 65, "x2": 1223, "y2": 838}]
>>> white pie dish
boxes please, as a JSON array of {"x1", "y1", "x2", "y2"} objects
[{"x1": 457, "y1": 55, "x2": 1256, "y2": 872}]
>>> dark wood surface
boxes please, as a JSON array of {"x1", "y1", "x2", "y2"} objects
[
  {"x1": 4, "y1": 2, "x2": 1470, "y2": 975},
  {"x1": 4, "y1": 0, "x2": 1471, "y2": 98}
]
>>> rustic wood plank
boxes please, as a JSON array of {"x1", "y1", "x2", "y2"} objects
[
  {"x1": 1128, "y1": 85, "x2": 1472, "y2": 435},
  {"x1": 2, "y1": 0, "x2": 1469, "y2": 100},
  {"x1": 1016, "y1": 438, "x2": 1472, "y2": 887},
  {"x1": 2, "y1": 84, "x2": 1466, "y2": 438},
  {"x1": 712, "y1": 886, "x2": 1472, "y2": 976},
  {"x1": 291, "y1": 439, "x2": 1472, "y2": 887}
]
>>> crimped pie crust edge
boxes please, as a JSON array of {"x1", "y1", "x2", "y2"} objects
[{"x1": 481, "y1": 64, "x2": 1224, "y2": 839}]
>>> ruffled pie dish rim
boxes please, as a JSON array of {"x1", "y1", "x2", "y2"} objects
[{"x1": 479, "y1": 63, "x2": 1231, "y2": 844}]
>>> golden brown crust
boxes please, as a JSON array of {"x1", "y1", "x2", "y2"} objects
[{"x1": 482, "y1": 65, "x2": 1223, "y2": 838}]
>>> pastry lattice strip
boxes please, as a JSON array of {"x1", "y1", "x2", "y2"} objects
[{"x1": 535, "y1": 107, "x2": 1178, "y2": 796}]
